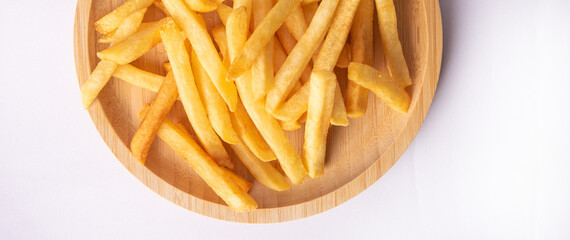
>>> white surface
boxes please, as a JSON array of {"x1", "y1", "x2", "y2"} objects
[{"x1": 1, "y1": 0, "x2": 569, "y2": 239}]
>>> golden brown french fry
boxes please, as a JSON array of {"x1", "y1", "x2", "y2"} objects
[
  {"x1": 191, "y1": 50, "x2": 240, "y2": 144},
  {"x1": 94, "y1": 0, "x2": 154, "y2": 34},
  {"x1": 284, "y1": 5, "x2": 308, "y2": 41},
  {"x1": 375, "y1": 0, "x2": 411, "y2": 87},
  {"x1": 184, "y1": 0, "x2": 224, "y2": 12},
  {"x1": 303, "y1": 70, "x2": 336, "y2": 178},
  {"x1": 233, "y1": 0, "x2": 252, "y2": 17},
  {"x1": 226, "y1": 7, "x2": 249, "y2": 62},
  {"x1": 330, "y1": 82, "x2": 348, "y2": 126},
  {"x1": 301, "y1": 0, "x2": 320, "y2": 6},
  {"x1": 226, "y1": 0, "x2": 304, "y2": 81},
  {"x1": 162, "y1": 0, "x2": 237, "y2": 111},
  {"x1": 98, "y1": 21, "x2": 157, "y2": 44},
  {"x1": 272, "y1": 81, "x2": 309, "y2": 121},
  {"x1": 336, "y1": 42, "x2": 351, "y2": 68},
  {"x1": 230, "y1": 102, "x2": 277, "y2": 161},
  {"x1": 252, "y1": 0, "x2": 274, "y2": 100},
  {"x1": 346, "y1": 0, "x2": 373, "y2": 118},
  {"x1": 230, "y1": 138, "x2": 290, "y2": 191},
  {"x1": 97, "y1": 18, "x2": 167, "y2": 64},
  {"x1": 131, "y1": 72, "x2": 178, "y2": 164},
  {"x1": 302, "y1": 1, "x2": 318, "y2": 23},
  {"x1": 275, "y1": 26, "x2": 297, "y2": 55},
  {"x1": 216, "y1": 3, "x2": 232, "y2": 25},
  {"x1": 211, "y1": 25, "x2": 230, "y2": 68},
  {"x1": 138, "y1": 106, "x2": 256, "y2": 212},
  {"x1": 347, "y1": 62, "x2": 410, "y2": 113},
  {"x1": 160, "y1": 18, "x2": 233, "y2": 168},
  {"x1": 82, "y1": 8, "x2": 148, "y2": 108},
  {"x1": 265, "y1": 0, "x2": 340, "y2": 114},
  {"x1": 280, "y1": 119, "x2": 302, "y2": 131},
  {"x1": 113, "y1": 64, "x2": 164, "y2": 92}
]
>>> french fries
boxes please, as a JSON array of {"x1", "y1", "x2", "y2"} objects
[
  {"x1": 302, "y1": 2, "x2": 319, "y2": 23},
  {"x1": 226, "y1": 0, "x2": 304, "y2": 81},
  {"x1": 113, "y1": 64, "x2": 164, "y2": 92},
  {"x1": 347, "y1": 62, "x2": 410, "y2": 113},
  {"x1": 216, "y1": 4, "x2": 232, "y2": 25},
  {"x1": 94, "y1": 0, "x2": 154, "y2": 34},
  {"x1": 375, "y1": 0, "x2": 411, "y2": 87},
  {"x1": 153, "y1": 1, "x2": 169, "y2": 15},
  {"x1": 280, "y1": 119, "x2": 302, "y2": 131},
  {"x1": 301, "y1": 0, "x2": 320, "y2": 6},
  {"x1": 138, "y1": 106, "x2": 257, "y2": 211},
  {"x1": 284, "y1": 5, "x2": 309, "y2": 41},
  {"x1": 211, "y1": 25, "x2": 230, "y2": 68},
  {"x1": 160, "y1": 18, "x2": 233, "y2": 168},
  {"x1": 226, "y1": 7, "x2": 250, "y2": 62},
  {"x1": 336, "y1": 43, "x2": 351, "y2": 68},
  {"x1": 252, "y1": 0, "x2": 275, "y2": 100},
  {"x1": 162, "y1": 0, "x2": 237, "y2": 111},
  {"x1": 191, "y1": 50, "x2": 240, "y2": 144},
  {"x1": 131, "y1": 71, "x2": 178, "y2": 164},
  {"x1": 265, "y1": 0, "x2": 341, "y2": 114},
  {"x1": 230, "y1": 102, "x2": 277, "y2": 161},
  {"x1": 346, "y1": 0, "x2": 373, "y2": 118},
  {"x1": 303, "y1": 71, "x2": 337, "y2": 177},
  {"x1": 184, "y1": 0, "x2": 225, "y2": 12},
  {"x1": 82, "y1": 8, "x2": 147, "y2": 108}
]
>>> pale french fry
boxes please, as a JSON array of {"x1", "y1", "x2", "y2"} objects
[
  {"x1": 375, "y1": 0, "x2": 411, "y2": 87},
  {"x1": 252, "y1": 0, "x2": 274, "y2": 100},
  {"x1": 230, "y1": 138, "x2": 290, "y2": 191},
  {"x1": 114, "y1": 64, "x2": 164, "y2": 93},
  {"x1": 211, "y1": 25, "x2": 230, "y2": 68},
  {"x1": 98, "y1": 32, "x2": 115, "y2": 43},
  {"x1": 94, "y1": 0, "x2": 154, "y2": 34},
  {"x1": 162, "y1": 0, "x2": 237, "y2": 111},
  {"x1": 216, "y1": 4, "x2": 232, "y2": 25},
  {"x1": 98, "y1": 21, "x2": 157, "y2": 44},
  {"x1": 97, "y1": 18, "x2": 167, "y2": 64},
  {"x1": 346, "y1": 0, "x2": 373, "y2": 118},
  {"x1": 226, "y1": 0, "x2": 304, "y2": 81},
  {"x1": 160, "y1": 18, "x2": 233, "y2": 168},
  {"x1": 336, "y1": 42, "x2": 351, "y2": 68},
  {"x1": 301, "y1": 0, "x2": 320, "y2": 6},
  {"x1": 280, "y1": 119, "x2": 302, "y2": 131},
  {"x1": 284, "y1": 5, "x2": 308, "y2": 41},
  {"x1": 226, "y1": 7, "x2": 250, "y2": 62},
  {"x1": 230, "y1": 102, "x2": 277, "y2": 161},
  {"x1": 82, "y1": 8, "x2": 148, "y2": 108},
  {"x1": 233, "y1": 0, "x2": 253, "y2": 17},
  {"x1": 138, "y1": 106, "x2": 256, "y2": 211},
  {"x1": 330, "y1": 82, "x2": 348, "y2": 126},
  {"x1": 184, "y1": 0, "x2": 225, "y2": 12},
  {"x1": 131, "y1": 72, "x2": 178, "y2": 164},
  {"x1": 191, "y1": 50, "x2": 240, "y2": 144},
  {"x1": 302, "y1": 1, "x2": 318, "y2": 23},
  {"x1": 265, "y1": 0, "x2": 340, "y2": 114},
  {"x1": 303, "y1": 70, "x2": 336, "y2": 178},
  {"x1": 154, "y1": 1, "x2": 169, "y2": 15},
  {"x1": 347, "y1": 62, "x2": 410, "y2": 113},
  {"x1": 272, "y1": 81, "x2": 309, "y2": 121}
]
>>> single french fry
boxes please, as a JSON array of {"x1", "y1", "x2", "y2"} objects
[
  {"x1": 301, "y1": 0, "x2": 320, "y2": 6},
  {"x1": 303, "y1": 70, "x2": 336, "y2": 178},
  {"x1": 233, "y1": 0, "x2": 253, "y2": 17},
  {"x1": 97, "y1": 18, "x2": 167, "y2": 64},
  {"x1": 131, "y1": 72, "x2": 178, "y2": 164},
  {"x1": 252, "y1": 0, "x2": 274, "y2": 100},
  {"x1": 211, "y1": 25, "x2": 230, "y2": 68},
  {"x1": 330, "y1": 81, "x2": 348, "y2": 126},
  {"x1": 302, "y1": 1, "x2": 318, "y2": 23},
  {"x1": 138, "y1": 106, "x2": 256, "y2": 212},
  {"x1": 336, "y1": 42, "x2": 351, "y2": 68},
  {"x1": 230, "y1": 138, "x2": 291, "y2": 191},
  {"x1": 375, "y1": 0, "x2": 411, "y2": 87},
  {"x1": 113, "y1": 64, "x2": 164, "y2": 92},
  {"x1": 98, "y1": 21, "x2": 157, "y2": 44},
  {"x1": 280, "y1": 119, "x2": 302, "y2": 131},
  {"x1": 82, "y1": 8, "x2": 148, "y2": 108},
  {"x1": 216, "y1": 3, "x2": 232, "y2": 25},
  {"x1": 347, "y1": 62, "x2": 410, "y2": 113},
  {"x1": 346, "y1": 0, "x2": 373, "y2": 118},
  {"x1": 226, "y1": 0, "x2": 304, "y2": 81},
  {"x1": 191, "y1": 50, "x2": 240, "y2": 144},
  {"x1": 284, "y1": 5, "x2": 308, "y2": 41},
  {"x1": 94, "y1": 0, "x2": 154, "y2": 34},
  {"x1": 162, "y1": 0, "x2": 237, "y2": 111},
  {"x1": 184, "y1": 0, "x2": 225, "y2": 12},
  {"x1": 230, "y1": 102, "x2": 277, "y2": 161},
  {"x1": 160, "y1": 18, "x2": 233, "y2": 168},
  {"x1": 265, "y1": 0, "x2": 340, "y2": 114},
  {"x1": 226, "y1": 7, "x2": 250, "y2": 62},
  {"x1": 272, "y1": 81, "x2": 309, "y2": 121}
]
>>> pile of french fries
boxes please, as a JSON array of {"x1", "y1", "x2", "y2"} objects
[{"x1": 81, "y1": 0, "x2": 411, "y2": 212}]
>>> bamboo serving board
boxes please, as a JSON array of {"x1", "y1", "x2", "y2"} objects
[{"x1": 74, "y1": 0, "x2": 442, "y2": 223}]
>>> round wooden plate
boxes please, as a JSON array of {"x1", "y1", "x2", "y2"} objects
[{"x1": 74, "y1": 0, "x2": 442, "y2": 223}]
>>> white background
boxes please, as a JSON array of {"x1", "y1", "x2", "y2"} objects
[{"x1": 1, "y1": 0, "x2": 569, "y2": 239}]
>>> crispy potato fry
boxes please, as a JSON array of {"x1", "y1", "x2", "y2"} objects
[
  {"x1": 114, "y1": 64, "x2": 164, "y2": 93},
  {"x1": 153, "y1": 1, "x2": 169, "y2": 15},
  {"x1": 347, "y1": 62, "x2": 410, "y2": 113},
  {"x1": 138, "y1": 106, "x2": 256, "y2": 211},
  {"x1": 191, "y1": 50, "x2": 240, "y2": 144},
  {"x1": 160, "y1": 18, "x2": 233, "y2": 168},
  {"x1": 98, "y1": 21, "x2": 157, "y2": 44},
  {"x1": 336, "y1": 42, "x2": 351, "y2": 68},
  {"x1": 216, "y1": 4, "x2": 232, "y2": 25},
  {"x1": 82, "y1": 8, "x2": 148, "y2": 108},
  {"x1": 280, "y1": 119, "x2": 302, "y2": 131},
  {"x1": 375, "y1": 0, "x2": 411, "y2": 87},
  {"x1": 302, "y1": 2, "x2": 318, "y2": 23},
  {"x1": 301, "y1": 0, "x2": 320, "y2": 5},
  {"x1": 226, "y1": 7, "x2": 250, "y2": 61},
  {"x1": 230, "y1": 138, "x2": 290, "y2": 191},
  {"x1": 184, "y1": 0, "x2": 225, "y2": 12},
  {"x1": 330, "y1": 82, "x2": 348, "y2": 126},
  {"x1": 226, "y1": 0, "x2": 304, "y2": 81},
  {"x1": 98, "y1": 18, "x2": 167, "y2": 64},
  {"x1": 265, "y1": 0, "x2": 340, "y2": 114},
  {"x1": 230, "y1": 102, "x2": 277, "y2": 161},
  {"x1": 131, "y1": 72, "x2": 178, "y2": 164},
  {"x1": 94, "y1": 0, "x2": 154, "y2": 34},
  {"x1": 303, "y1": 71, "x2": 336, "y2": 178},
  {"x1": 162, "y1": 0, "x2": 237, "y2": 111},
  {"x1": 272, "y1": 80, "x2": 309, "y2": 121},
  {"x1": 346, "y1": 0, "x2": 373, "y2": 118},
  {"x1": 233, "y1": 0, "x2": 253, "y2": 17},
  {"x1": 284, "y1": 5, "x2": 308, "y2": 41},
  {"x1": 211, "y1": 25, "x2": 230, "y2": 68},
  {"x1": 252, "y1": 0, "x2": 274, "y2": 100}
]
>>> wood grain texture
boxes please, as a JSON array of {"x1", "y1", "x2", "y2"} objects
[{"x1": 74, "y1": 0, "x2": 442, "y2": 223}]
